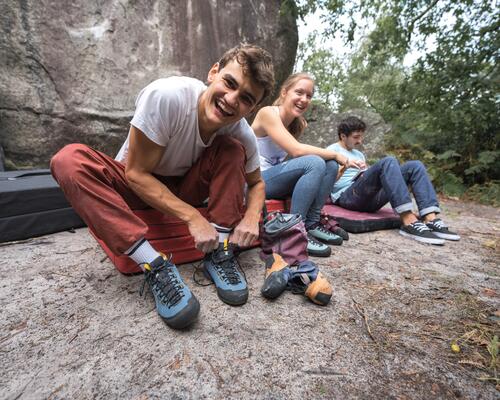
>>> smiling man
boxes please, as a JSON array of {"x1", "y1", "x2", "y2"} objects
[
  {"x1": 328, "y1": 116, "x2": 460, "y2": 246},
  {"x1": 51, "y1": 44, "x2": 275, "y2": 330}
]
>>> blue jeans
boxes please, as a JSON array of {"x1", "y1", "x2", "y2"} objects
[
  {"x1": 262, "y1": 155, "x2": 339, "y2": 228},
  {"x1": 336, "y1": 156, "x2": 440, "y2": 217}
]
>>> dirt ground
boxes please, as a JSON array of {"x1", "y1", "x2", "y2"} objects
[{"x1": 1, "y1": 198, "x2": 499, "y2": 399}]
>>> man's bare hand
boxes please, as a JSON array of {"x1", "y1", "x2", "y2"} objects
[
  {"x1": 347, "y1": 159, "x2": 366, "y2": 169},
  {"x1": 187, "y1": 215, "x2": 219, "y2": 253},
  {"x1": 230, "y1": 217, "x2": 260, "y2": 248}
]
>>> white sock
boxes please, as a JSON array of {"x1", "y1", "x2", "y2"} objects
[
  {"x1": 211, "y1": 223, "x2": 231, "y2": 243},
  {"x1": 125, "y1": 238, "x2": 161, "y2": 269}
]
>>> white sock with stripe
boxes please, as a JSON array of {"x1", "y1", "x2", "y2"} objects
[
  {"x1": 125, "y1": 238, "x2": 161, "y2": 269},
  {"x1": 211, "y1": 223, "x2": 232, "y2": 243}
]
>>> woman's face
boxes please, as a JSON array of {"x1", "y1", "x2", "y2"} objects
[{"x1": 281, "y1": 78, "x2": 314, "y2": 117}]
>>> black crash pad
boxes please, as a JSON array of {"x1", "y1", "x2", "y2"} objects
[{"x1": 0, "y1": 169, "x2": 85, "y2": 242}]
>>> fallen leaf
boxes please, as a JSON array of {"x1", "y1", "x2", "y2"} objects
[
  {"x1": 482, "y1": 240, "x2": 497, "y2": 249},
  {"x1": 482, "y1": 288, "x2": 497, "y2": 297},
  {"x1": 168, "y1": 354, "x2": 182, "y2": 370},
  {"x1": 459, "y1": 359, "x2": 485, "y2": 369},
  {"x1": 9, "y1": 320, "x2": 27, "y2": 332}
]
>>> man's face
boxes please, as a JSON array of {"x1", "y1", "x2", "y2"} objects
[
  {"x1": 199, "y1": 60, "x2": 265, "y2": 133},
  {"x1": 341, "y1": 130, "x2": 364, "y2": 151}
]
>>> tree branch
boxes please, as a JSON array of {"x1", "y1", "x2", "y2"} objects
[{"x1": 406, "y1": 0, "x2": 440, "y2": 43}]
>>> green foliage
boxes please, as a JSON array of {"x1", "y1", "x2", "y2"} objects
[
  {"x1": 297, "y1": 34, "x2": 344, "y2": 107},
  {"x1": 464, "y1": 151, "x2": 500, "y2": 180},
  {"x1": 296, "y1": 0, "x2": 500, "y2": 202},
  {"x1": 487, "y1": 335, "x2": 498, "y2": 369},
  {"x1": 391, "y1": 145, "x2": 467, "y2": 197},
  {"x1": 465, "y1": 181, "x2": 500, "y2": 207}
]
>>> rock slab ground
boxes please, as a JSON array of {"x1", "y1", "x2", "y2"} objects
[{"x1": 1, "y1": 199, "x2": 499, "y2": 399}]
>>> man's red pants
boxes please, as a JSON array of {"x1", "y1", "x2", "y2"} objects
[{"x1": 50, "y1": 136, "x2": 246, "y2": 255}]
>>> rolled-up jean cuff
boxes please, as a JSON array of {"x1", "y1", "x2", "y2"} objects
[
  {"x1": 394, "y1": 202, "x2": 414, "y2": 214},
  {"x1": 419, "y1": 206, "x2": 440, "y2": 217}
]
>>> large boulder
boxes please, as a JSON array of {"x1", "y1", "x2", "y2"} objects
[
  {"x1": 0, "y1": 0, "x2": 298, "y2": 169},
  {"x1": 302, "y1": 103, "x2": 391, "y2": 159}
]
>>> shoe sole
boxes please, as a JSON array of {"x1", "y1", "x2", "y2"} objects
[
  {"x1": 337, "y1": 229, "x2": 349, "y2": 241},
  {"x1": 433, "y1": 232, "x2": 460, "y2": 241},
  {"x1": 399, "y1": 230, "x2": 445, "y2": 245},
  {"x1": 162, "y1": 296, "x2": 200, "y2": 330},
  {"x1": 307, "y1": 247, "x2": 332, "y2": 257},
  {"x1": 310, "y1": 292, "x2": 332, "y2": 306},
  {"x1": 216, "y1": 290, "x2": 248, "y2": 306},
  {"x1": 203, "y1": 268, "x2": 248, "y2": 306}
]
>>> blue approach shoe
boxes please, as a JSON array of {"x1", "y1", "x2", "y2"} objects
[
  {"x1": 204, "y1": 240, "x2": 248, "y2": 306},
  {"x1": 142, "y1": 255, "x2": 200, "y2": 329}
]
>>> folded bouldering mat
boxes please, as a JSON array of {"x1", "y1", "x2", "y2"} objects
[
  {"x1": 91, "y1": 199, "x2": 287, "y2": 274},
  {"x1": 0, "y1": 169, "x2": 85, "y2": 242},
  {"x1": 321, "y1": 204, "x2": 400, "y2": 233}
]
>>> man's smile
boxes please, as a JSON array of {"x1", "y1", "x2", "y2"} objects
[{"x1": 215, "y1": 98, "x2": 235, "y2": 117}]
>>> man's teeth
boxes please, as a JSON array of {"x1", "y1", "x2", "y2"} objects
[{"x1": 216, "y1": 99, "x2": 234, "y2": 117}]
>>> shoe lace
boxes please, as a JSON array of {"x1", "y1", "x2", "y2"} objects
[
  {"x1": 316, "y1": 225, "x2": 332, "y2": 235},
  {"x1": 140, "y1": 257, "x2": 184, "y2": 308},
  {"x1": 432, "y1": 219, "x2": 447, "y2": 229},
  {"x1": 412, "y1": 221, "x2": 431, "y2": 232},
  {"x1": 192, "y1": 246, "x2": 247, "y2": 287},
  {"x1": 307, "y1": 234, "x2": 323, "y2": 248},
  {"x1": 310, "y1": 221, "x2": 338, "y2": 237},
  {"x1": 213, "y1": 254, "x2": 242, "y2": 285},
  {"x1": 193, "y1": 261, "x2": 212, "y2": 287}
]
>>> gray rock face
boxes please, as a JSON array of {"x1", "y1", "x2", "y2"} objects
[
  {"x1": 302, "y1": 103, "x2": 392, "y2": 160},
  {"x1": 0, "y1": 0, "x2": 298, "y2": 169}
]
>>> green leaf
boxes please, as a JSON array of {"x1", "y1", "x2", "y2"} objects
[{"x1": 436, "y1": 150, "x2": 461, "y2": 160}]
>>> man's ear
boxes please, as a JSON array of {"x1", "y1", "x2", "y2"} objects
[{"x1": 207, "y1": 62, "x2": 220, "y2": 84}]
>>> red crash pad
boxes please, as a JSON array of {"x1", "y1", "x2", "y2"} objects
[
  {"x1": 321, "y1": 204, "x2": 400, "y2": 233},
  {"x1": 91, "y1": 199, "x2": 287, "y2": 274}
]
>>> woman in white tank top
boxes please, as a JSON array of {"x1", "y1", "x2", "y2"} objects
[{"x1": 252, "y1": 73, "x2": 364, "y2": 257}]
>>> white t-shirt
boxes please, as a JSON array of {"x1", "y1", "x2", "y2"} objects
[
  {"x1": 116, "y1": 76, "x2": 260, "y2": 177},
  {"x1": 327, "y1": 142, "x2": 366, "y2": 202}
]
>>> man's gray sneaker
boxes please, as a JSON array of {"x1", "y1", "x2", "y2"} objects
[
  {"x1": 399, "y1": 221, "x2": 445, "y2": 245},
  {"x1": 426, "y1": 218, "x2": 460, "y2": 241},
  {"x1": 308, "y1": 224, "x2": 343, "y2": 245},
  {"x1": 306, "y1": 233, "x2": 332, "y2": 257}
]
